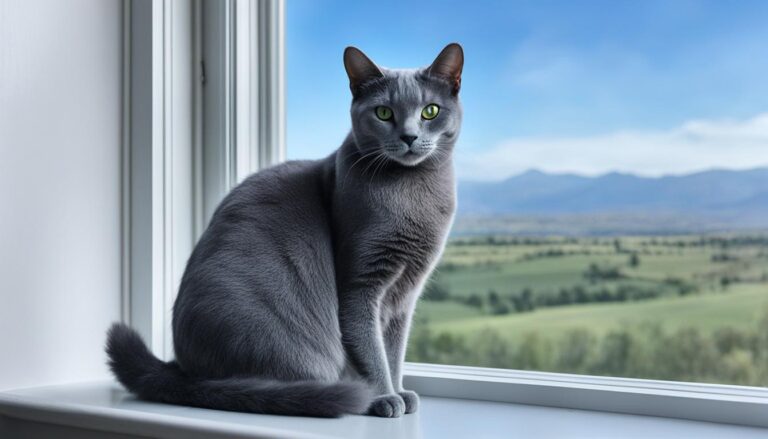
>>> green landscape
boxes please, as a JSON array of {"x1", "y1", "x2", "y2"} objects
[{"x1": 406, "y1": 233, "x2": 768, "y2": 386}]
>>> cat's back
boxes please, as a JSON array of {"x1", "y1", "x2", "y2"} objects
[
  {"x1": 179, "y1": 156, "x2": 337, "y2": 302},
  {"x1": 227, "y1": 158, "x2": 332, "y2": 216},
  {"x1": 173, "y1": 156, "x2": 344, "y2": 378},
  {"x1": 204, "y1": 158, "x2": 334, "y2": 240}
]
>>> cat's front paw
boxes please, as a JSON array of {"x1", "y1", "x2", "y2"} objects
[
  {"x1": 398, "y1": 390, "x2": 419, "y2": 414},
  {"x1": 367, "y1": 394, "x2": 406, "y2": 418}
]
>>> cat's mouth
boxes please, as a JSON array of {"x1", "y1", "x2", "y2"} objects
[{"x1": 385, "y1": 145, "x2": 434, "y2": 166}]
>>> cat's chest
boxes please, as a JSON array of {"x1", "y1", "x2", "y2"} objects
[
  {"x1": 334, "y1": 168, "x2": 455, "y2": 280},
  {"x1": 375, "y1": 173, "x2": 455, "y2": 224},
  {"x1": 367, "y1": 181, "x2": 455, "y2": 271}
]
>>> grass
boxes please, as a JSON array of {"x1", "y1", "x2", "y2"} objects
[
  {"x1": 436, "y1": 254, "x2": 598, "y2": 295},
  {"x1": 433, "y1": 237, "x2": 768, "y2": 298},
  {"x1": 424, "y1": 283, "x2": 768, "y2": 342},
  {"x1": 420, "y1": 234, "x2": 768, "y2": 343},
  {"x1": 414, "y1": 300, "x2": 484, "y2": 323}
]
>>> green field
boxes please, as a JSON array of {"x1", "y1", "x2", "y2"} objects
[
  {"x1": 406, "y1": 234, "x2": 768, "y2": 386},
  {"x1": 427, "y1": 284, "x2": 768, "y2": 338},
  {"x1": 434, "y1": 236, "x2": 765, "y2": 297}
]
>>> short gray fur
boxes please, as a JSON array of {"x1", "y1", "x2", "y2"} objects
[{"x1": 106, "y1": 43, "x2": 464, "y2": 418}]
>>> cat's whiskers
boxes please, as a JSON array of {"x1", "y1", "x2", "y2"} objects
[
  {"x1": 339, "y1": 144, "x2": 374, "y2": 162},
  {"x1": 342, "y1": 148, "x2": 382, "y2": 188},
  {"x1": 369, "y1": 152, "x2": 392, "y2": 183},
  {"x1": 430, "y1": 143, "x2": 453, "y2": 171},
  {"x1": 361, "y1": 151, "x2": 388, "y2": 179}
]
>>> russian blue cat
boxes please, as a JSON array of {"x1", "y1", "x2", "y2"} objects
[{"x1": 106, "y1": 43, "x2": 463, "y2": 418}]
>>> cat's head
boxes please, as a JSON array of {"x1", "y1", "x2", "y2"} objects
[{"x1": 344, "y1": 43, "x2": 464, "y2": 167}]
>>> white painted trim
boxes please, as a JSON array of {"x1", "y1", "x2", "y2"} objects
[
  {"x1": 120, "y1": 0, "x2": 132, "y2": 325},
  {"x1": 403, "y1": 363, "x2": 768, "y2": 428},
  {"x1": 164, "y1": 0, "x2": 197, "y2": 358},
  {"x1": 125, "y1": 0, "x2": 286, "y2": 358},
  {"x1": 200, "y1": 0, "x2": 234, "y2": 222},
  {"x1": 192, "y1": 0, "x2": 205, "y2": 240},
  {"x1": 201, "y1": 0, "x2": 286, "y2": 223},
  {"x1": 233, "y1": 0, "x2": 258, "y2": 182},
  {"x1": 233, "y1": 0, "x2": 287, "y2": 178},
  {"x1": 124, "y1": 0, "x2": 197, "y2": 360},
  {"x1": 256, "y1": 0, "x2": 286, "y2": 168}
]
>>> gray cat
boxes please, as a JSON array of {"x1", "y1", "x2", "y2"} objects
[{"x1": 106, "y1": 43, "x2": 463, "y2": 418}]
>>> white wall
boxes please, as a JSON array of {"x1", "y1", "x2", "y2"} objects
[{"x1": 0, "y1": 0, "x2": 122, "y2": 390}]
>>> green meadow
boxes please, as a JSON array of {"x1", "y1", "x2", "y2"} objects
[
  {"x1": 427, "y1": 284, "x2": 768, "y2": 337},
  {"x1": 407, "y1": 234, "x2": 768, "y2": 386}
]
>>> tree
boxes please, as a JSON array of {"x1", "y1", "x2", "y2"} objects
[
  {"x1": 590, "y1": 331, "x2": 633, "y2": 376},
  {"x1": 491, "y1": 302, "x2": 511, "y2": 315},
  {"x1": 487, "y1": 289, "x2": 510, "y2": 315},
  {"x1": 584, "y1": 263, "x2": 624, "y2": 283},
  {"x1": 472, "y1": 329, "x2": 512, "y2": 368},
  {"x1": 629, "y1": 253, "x2": 640, "y2": 268},
  {"x1": 558, "y1": 288, "x2": 574, "y2": 305},
  {"x1": 464, "y1": 293, "x2": 483, "y2": 309},
  {"x1": 487, "y1": 289, "x2": 500, "y2": 306},
  {"x1": 510, "y1": 288, "x2": 536, "y2": 312},
  {"x1": 422, "y1": 281, "x2": 450, "y2": 301},
  {"x1": 574, "y1": 286, "x2": 589, "y2": 303},
  {"x1": 556, "y1": 330, "x2": 596, "y2": 373}
]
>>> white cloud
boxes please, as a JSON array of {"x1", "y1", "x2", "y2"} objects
[{"x1": 456, "y1": 113, "x2": 768, "y2": 181}]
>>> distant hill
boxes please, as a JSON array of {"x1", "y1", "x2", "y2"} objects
[{"x1": 455, "y1": 168, "x2": 768, "y2": 235}]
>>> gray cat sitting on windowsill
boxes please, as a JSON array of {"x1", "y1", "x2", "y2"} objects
[{"x1": 106, "y1": 43, "x2": 463, "y2": 418}]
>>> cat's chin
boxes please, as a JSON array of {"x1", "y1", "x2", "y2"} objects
[{"x1": 389, "y1": 151, "x2": 431, "y2": 167}]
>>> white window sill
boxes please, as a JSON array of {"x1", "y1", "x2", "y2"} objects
[
  {"x1": 403, "y1": 363, "x2": 768, "y2": 428},
  {"x1": 1, "y1": 380, "x2": 766, "y2": 439}
]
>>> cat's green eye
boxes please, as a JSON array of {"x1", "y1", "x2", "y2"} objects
[
  {"x1": 421, "y1": 104, "x2": 440, "y2": 120},
  {"x1": 375, "y1": 106, "x2": 393, "y2": 121}
]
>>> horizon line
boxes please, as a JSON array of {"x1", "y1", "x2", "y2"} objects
[{"x1": 458, "y1": 165, "x2": 768, "y2": 184}]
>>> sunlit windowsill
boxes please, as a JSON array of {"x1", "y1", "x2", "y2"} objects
[{"x1": 1, "y1": 378, "x2": 767, "y2": 438}]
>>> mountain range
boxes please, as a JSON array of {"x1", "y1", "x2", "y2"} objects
[{"x1": 455, "y1": 167, "x2": 768, "y2": 233}]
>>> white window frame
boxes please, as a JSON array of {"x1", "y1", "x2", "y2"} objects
[
  {"x1": 123, "y1": 0, "x2": 197, "y2": 361},
  {"x1": 122, "y1": 0, "x2": 285, "y2": 361},
  {"x1": 122, "y1": 0, "x2": 768, "y2": 428}
]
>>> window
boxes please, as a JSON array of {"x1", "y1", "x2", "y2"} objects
[
  {"x1": 287, "y1": 0, "x2": 768, "y2": 387},
  {"x1": 116, "y1": 0, "x2": 768, "y2": 427}
]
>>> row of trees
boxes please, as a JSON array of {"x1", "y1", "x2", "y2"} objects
[
  {"x1": 452, "y1": 236, "x2": 581, "y2": 246},
  {"x1": 449, "y1": 236, "x2": 768, "y2": 261},
  {"x1": 639, "y1": 236, "x2": 768, "y2": 248},
  {"x1": 423, "y1": 282, "x2": 673, "y2": 316},
  {"x1": 441, "y1": 253, "x2": 640, "y2": 272},
  {"x1": 452, "y1": 235, "x2": 768, "y2": 248},
  {"x1": 583, "y1": 263, "x2": 626, "y2": 283},
  {"x1": 407, "y1": 310, "x2": 768, "y2": 387}
]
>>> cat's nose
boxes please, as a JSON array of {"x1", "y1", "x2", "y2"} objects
[{"x1": 400, "y1": 135, "x2": 418, "y2": 147}]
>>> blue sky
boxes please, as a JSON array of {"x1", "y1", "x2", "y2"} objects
[{"x1": 287, "y1": 0, "x2": 768, "y2": 180}]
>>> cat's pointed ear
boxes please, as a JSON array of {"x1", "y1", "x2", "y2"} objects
[
  {"x1": 427, "y1": 43, "x2": 464, "y2": 95},
  {"x1": 344, "y1": 46, "x2": 384, "y2": 94}
]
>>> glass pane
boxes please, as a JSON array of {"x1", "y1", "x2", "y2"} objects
[{"x1": 287, "y1": 0, "x2": 768, "y2": 386}]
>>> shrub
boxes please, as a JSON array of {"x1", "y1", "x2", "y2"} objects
[
  {"x1": 583, "y1": 263, "x2": 625, "y2": 283},
  {"x1": 422, "y1": 281, "x2": 451, "y2": 301},
  {"x1": 406, "y1": 307, "x2": 768, "y2": 387},
  {"x1": 464, "y1": 293, "x2": 483, "y2": 309}
]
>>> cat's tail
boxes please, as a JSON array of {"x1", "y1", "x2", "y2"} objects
[{"x1": 105, "y1": 323, "x2": 372, "y2": 417}]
